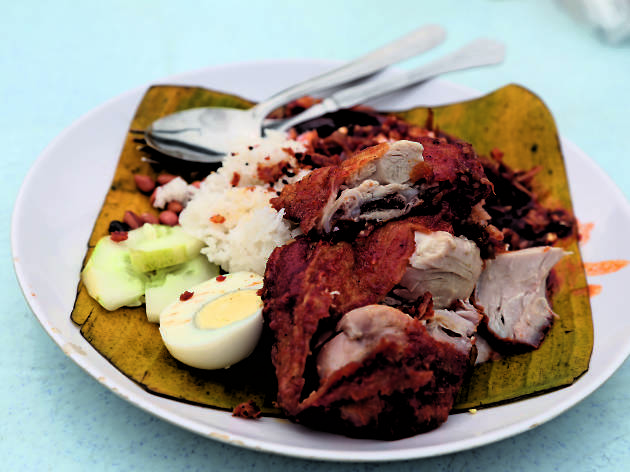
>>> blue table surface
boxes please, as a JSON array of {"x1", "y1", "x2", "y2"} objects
[{"x1": 3, "y1": 1, "x2": 629, "y2": 470}]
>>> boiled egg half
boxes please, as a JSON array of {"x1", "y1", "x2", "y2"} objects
[{"x1": 159, "y1": 272, "x2": 264, "y2": 369}]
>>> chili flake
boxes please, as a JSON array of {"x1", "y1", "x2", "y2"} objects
[
  {"x1": 210, "y1": 214, "x2": 226, "y2": 224},
  {"x1": 232, "y1": 400, "x2": 262, "y2": 419},
  {"x1": 231, "y1": 172, "x2": 241, "y2": 187},
  {"x1": 110, "y1": 231, "x2": 128, "y2": 242},
  {"x1": 180, "y1": 291, "x2": 194, "y2": 301},
  {"x1": 584, "y1": 259, "x2": 629, "y2": 276}
]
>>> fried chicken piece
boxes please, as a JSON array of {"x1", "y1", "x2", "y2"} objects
[
  {"x1": 425, "y1": 300, "x2": 483, "y2": 354},
  {"x1": 272, "y1": 138, "x2": 492, "y2": 238},
  {"x1": 262, "y1": 216, "x2": 482, "y2": 438},
  {"x1": 263, "y1": 217, "x2": 446, "y2": 415},
  {"x1": 262, "y1": 140, "x2": 499, "y2": 439},
  {"x1": 475, "y1": 246, "x2": 567, "y2": 348},
  {"x1": 299, "y1": 305, "x2": 471, "y2": 439},
  {"x1": 316, "y1": 305, "x2": 417, "y2": 381},
  {"x1": 394, "y1": 230, "x2": 483, "y2": 308}
]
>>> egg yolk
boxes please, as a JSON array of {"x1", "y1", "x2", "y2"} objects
[{"x1": 194, "y1": 289, "x2": 263, "y2": 330}]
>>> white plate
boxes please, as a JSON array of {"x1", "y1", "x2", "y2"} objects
[{"x1": 12, "y1": 60, "x2": 630, "y2": 461}]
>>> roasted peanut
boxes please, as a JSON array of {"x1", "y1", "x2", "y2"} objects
[
  {"x1": 123, "y1": 210, "x2": 142, "y2": 229},
  {"x1": 159, "y1": 210, "x2": 179, "y2": 226},
  {"x1": 134, "y1": 174, "x2": 156, "y2": 193},
  {"x1": 140, "y1": 212, "x2": 159, "y2": 225},
  {"x1": 156, "y1": 173, "x2": 176, "y2": 186},
  {"x1": 166, "y1": 201, "x2": 184, "y2": 214}
]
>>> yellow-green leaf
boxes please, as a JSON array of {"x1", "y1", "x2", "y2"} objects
[{"x1": 71, "y1": 84, "x2": 592, "y2": 413}]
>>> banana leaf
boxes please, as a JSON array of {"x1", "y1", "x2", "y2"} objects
[{"x1": 71, "y1": 84, "x2": 593, "y2": 413}]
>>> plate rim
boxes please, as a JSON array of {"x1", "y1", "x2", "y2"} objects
[{"x1": 11, "y1": 59, "x2": 630, "y2": 462}]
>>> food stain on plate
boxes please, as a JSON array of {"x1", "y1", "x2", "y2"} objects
[
  {"x1": 578, "y1": 221, "x2": 595, "y2": 244},
  {"x1": 584, "y1": 260, "x2": 629, "y2": 276},
  {"x1": 62, "y1": 342, "x2": 87, "y2": 356},
  {"x1": 577, "y1": 221, "x2": 629, "y2": 297}
]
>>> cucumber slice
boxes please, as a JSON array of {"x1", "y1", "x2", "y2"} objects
[
  {"x1": 81, "y1": 224, "x2": 208, "y2": 312},
  {"x1": 81, "y1": 236, "x2": 147, "y2": 311},
  {"x1": 128, "y1": 224, "x2": 204, "y2": 272},
  {"x1": 145, "y1": 255, "x2": 220, "y2": 323}
]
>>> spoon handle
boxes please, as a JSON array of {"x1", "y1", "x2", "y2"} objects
[
  {"x1": 275, "y1": 38, "x2": 505, "y2": 132},
  {"x1": 251, "y1": 24, "x2": 446, "y2": 120}
]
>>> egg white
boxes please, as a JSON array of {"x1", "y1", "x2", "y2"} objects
[{"x1": 158, "y1": 272, "x2": 264, "y2": 369}]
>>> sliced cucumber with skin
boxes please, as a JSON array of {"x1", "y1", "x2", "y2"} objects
[
  {"x1": 145, "y1": 255, "x2": 220, "y2": 323},
  {"x1": 81, "y1": 236, "x2": 148, "y2": 311},
  {"x1": 81, "y1": 224, "x2": 206, "y2": 312},
  {"x1": 128, "y1": 224, "x2": 204, "y2": 272}
]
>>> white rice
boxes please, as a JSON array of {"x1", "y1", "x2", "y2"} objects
[
  {"x1": 153, "y1": 176, "x2": 198, "y2": 209},
  {"x1": 219, "y1": 130, "x2": 303, "y2": 187},
  {"x1": 176, "y1": 131, "x2": 307, "y2": 274}
]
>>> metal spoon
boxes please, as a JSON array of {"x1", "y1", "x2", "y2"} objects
[
  {"x1": 147, "y1": 37, "x2": 504, "y2": 164},
  {"x1": 267, "y1": 38, "x2": 505, "y2": 133},
  {"x1": 145, "y1": 24, "x2": 446, "y2": 162}
]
